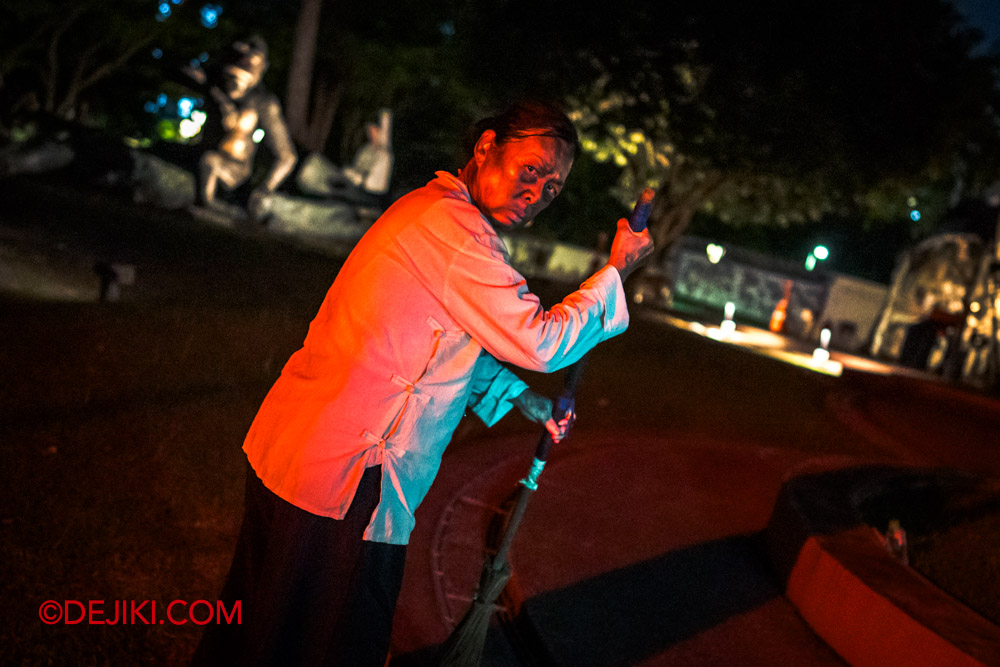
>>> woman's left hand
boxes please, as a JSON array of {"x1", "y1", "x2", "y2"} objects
[{"x1": 511, "y1": 389, "x2": 575, "y2": 443}]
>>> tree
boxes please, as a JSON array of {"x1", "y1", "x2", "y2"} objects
[
  {"x1": 0, "y1": 0, "x2": 231, "y2": 134},
  {"x1": 266, "y1": 0, "x2": 484, "y2": 175},
  {"x1": 283, "y1": 0, "x2": 344, "y2": 154},
  {"x1": 466, "y1": 0, "x2": 1000, "y2": 265}
]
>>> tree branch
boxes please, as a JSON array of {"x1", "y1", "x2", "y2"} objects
[
  {"x1": 57, "y1": 33, "x2": 153, "y2": 118},
  {"x1": 1, "y1": 13, "x2": 65, "y2": 78}
]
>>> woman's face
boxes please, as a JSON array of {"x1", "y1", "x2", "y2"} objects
[{"x1": 468, "y1": 131, "x2": 573, "y2": 230}]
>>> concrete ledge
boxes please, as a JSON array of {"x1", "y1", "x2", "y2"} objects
[
  {"x1": 768, "y1": 467, "x2": 1000, "y2": 666},
  {"x1": 788, "y1": 529, "x2": 1000, "y2": 666}
]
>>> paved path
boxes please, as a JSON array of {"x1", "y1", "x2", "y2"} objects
[
  {"x1": 3, "y1": 174, "x2": 998, "y2": 665},
  {"x1": 388, "y1": 321, "x2": 1000, "y2": 666}
]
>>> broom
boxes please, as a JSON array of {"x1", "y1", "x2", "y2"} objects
[{"x1": 436, "y1": 188, "x2": 655, "y2": 667}]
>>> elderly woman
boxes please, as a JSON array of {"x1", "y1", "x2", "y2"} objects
[{"x1": 194, "y1": 100, "x2": 653, "y2": 666}]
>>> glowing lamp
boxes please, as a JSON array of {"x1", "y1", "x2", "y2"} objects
[
  {"x1": 720, "y1": 301, "x2": 736, "y2": 337},
  {"x1": 252, "y1": 128, "x2": 266, "y2": 144},
  {"x1": 706, "y1": 243, "x2": 725, "y2": 264},
  {"x1": 200, "y1": 4, "x2": 222, "y2": 28},
  {"x1": 157, "y1": 119, "x2": 178, "y2": 141},
  {"x1": 812, "y1": 327, "x2": 832, "y2": 363},
  {"x1": 177, "y1": 97, "x2": 195, "y2": 118},
  {"x1": 178, "y1": 119, "x2": 201, "y2": 139}
]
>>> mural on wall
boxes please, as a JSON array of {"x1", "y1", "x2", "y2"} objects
[
  {"x1": 671, "y1": 246, "x2": 827, "y2": 337},
  {"x1": 499, "y1": 233, "x2": 891, "y2": 354}
]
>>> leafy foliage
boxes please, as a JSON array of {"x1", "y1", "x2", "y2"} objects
[
  {"x1": 3, "y1": 0, "x2": 999, "y2": 273},
  {"x1": 459, "y1": 0, "x2": 1000, "y2": 264},
  {"x1": 0, "y1": 0, "x2": 236, "y2": 136}
]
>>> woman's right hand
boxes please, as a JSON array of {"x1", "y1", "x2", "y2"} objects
[{"x1": 607, "y1": 217, "x2": 654, "y2": 281}]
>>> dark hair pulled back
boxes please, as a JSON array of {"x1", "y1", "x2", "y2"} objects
[{"x1": 464, "y1": 100, "x2": 579, "y2": 161}]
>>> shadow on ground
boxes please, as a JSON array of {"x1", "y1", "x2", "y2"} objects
[{"x1": 513, "y1": 534, "x2": 776, "y2": 666}]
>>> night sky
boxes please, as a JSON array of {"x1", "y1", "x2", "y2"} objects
[{"x1": 952, "y1": 0, "x2": 1000, "y2": 51}]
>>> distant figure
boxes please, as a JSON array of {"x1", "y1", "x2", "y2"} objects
[
  {"x1": 799, "y1": 307, "x2": 815, "y2": 340},
  {"x1": 336, "y1": 109, "x2": 393, "y2": 201},
  {"x1": 188, "y1": 36, "x2": 297, "y2": 219},
  {"x1": 770, "y1": 279, "x2": 793, "y2": 333},
  {"x1": 94, "y1": 261, "x2": 136, "y2": 302},
  {"x1": 296, "y1": 109, "x2": 393, "y2": 207}
]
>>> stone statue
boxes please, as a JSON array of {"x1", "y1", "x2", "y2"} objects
[
  {"x1": 336, "y1": 108, "x2": 393, "y2": 200},
  {"x1": 297, "y1": 109, "x2": 393, "y2": 206},
  {"x1": 188, "y1": 36, "x2": 297, "y2": 220}
]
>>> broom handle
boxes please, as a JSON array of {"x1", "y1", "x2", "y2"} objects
[
  {"x1": 491, "y1": 360, "x2": 583, "y2": 569},
  {"x1": 530, "y1": 358, "x2": 586, "y2": 464},
  {"x1": 526, "y1": 187, "x2": 653, "y2": 468},
  {"x1": 490, "y1": 189, "x2": 655, "y2": 571}
]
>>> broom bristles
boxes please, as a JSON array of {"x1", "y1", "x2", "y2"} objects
[
  {"x1": 437, "y1": 561, "x2": 511, "y2": 666},
  {"x1": 437, "y1": 599, "x2": 494, "y2": 666}
]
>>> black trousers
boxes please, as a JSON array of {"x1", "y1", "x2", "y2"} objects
[{"x1": 192, "y1": 464, "x2": 407, "y2": 666}]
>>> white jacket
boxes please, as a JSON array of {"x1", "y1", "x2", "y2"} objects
[{"x1": 244, "y1": 171, "x2": 629, "y2": 544}]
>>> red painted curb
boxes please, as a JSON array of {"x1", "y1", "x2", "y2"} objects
[{"x1": 786, "y1": 528, "x2": 1000, "y2": 667}]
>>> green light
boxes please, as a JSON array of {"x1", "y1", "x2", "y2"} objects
[
  {"x1": 813, "y1": 245, "x2": 829, "y2": 261},
  {"x1": 156, "y1": 118, "x2": 178, "y2": 141},
  {"x1": 805, "y1": 254, "x2": 817, "y2": 271}
]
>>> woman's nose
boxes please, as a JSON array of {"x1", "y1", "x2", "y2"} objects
[{"x1": 524, "y1": 181, "x2": 544, "y2": 204}]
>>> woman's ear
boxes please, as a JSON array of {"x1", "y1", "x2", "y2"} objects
[{"x1": 473, "y1": 129, "x2": 497, "y2": 165}]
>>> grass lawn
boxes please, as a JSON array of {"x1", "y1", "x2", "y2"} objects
[{"x1": 0, "y1": 303, "x2": 313, "y2": 664}]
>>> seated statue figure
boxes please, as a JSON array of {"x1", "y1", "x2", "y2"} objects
[
  {"x1": 190, "y1": 36, "x2": 297, "y2": 220},
  {"x1": 297, "y1": 109, "x2": 393, "y2": 208},
  {"x1": 335, "y1": 109, "x2": 393, "y2": 203}
]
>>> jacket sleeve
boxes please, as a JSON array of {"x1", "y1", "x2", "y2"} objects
[
  {"x1": 465, "y1": 352, "x2": 530, "y2": 427},
  {"x1": 442, "y1": 229, "x2": 629, "y2": 373}
]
